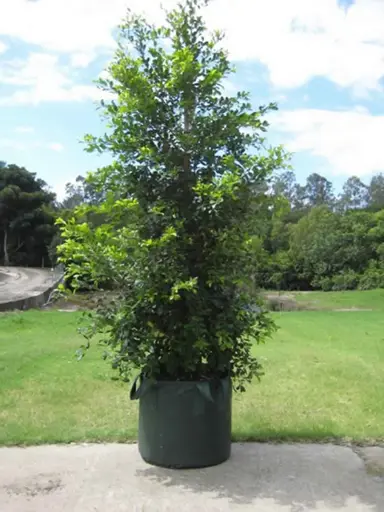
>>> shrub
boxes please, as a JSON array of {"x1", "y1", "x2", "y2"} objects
[
  {"x1": 58, "y1": 0, "x2": 288, "y2": 391},
  {"x1": 331, "y1": 270, "x2": 359, "y2": 291},
  {"x1": 314, "y1": 276, "x2": 334, "y2": 292},
  {"x1": 358, "y1": 262, "x2": 384, "y2": 290}
]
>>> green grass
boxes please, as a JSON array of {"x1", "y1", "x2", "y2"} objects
[
  {"x1": 292, "y1": 288, "x2": 384, "y2": 311},
  {"x1": 235, "y1": 310, "x2": 384, "y2": 443},
  {"x1": 0, "y1": 311, "x2": 136, "y2": 445},
  {"x1": 0, "y1": 306, "x2": 383, "y2": 446}
]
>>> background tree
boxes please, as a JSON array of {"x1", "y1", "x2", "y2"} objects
[
  {"x1": 61, "y1": 178, "x2": 86, "y2": 211},
  {"x1": 60, "y1": 175, "x2": 104, "y2": 210},
  {"x1": 0, "y1": 164, "x2": 55, "y2": 266},
  {"x1": 291, "y1": 182, "x2": 307, "y2": 214},
  {"x1": 304, "y1": 172, "x2": 334, "y2": 207},
  {"x1": 1, "y1": 158, "x2": 382, "y2": 291},
  {"x1": 339, "y1": 176, "x2": 369, "y2": 211},
  {"x1": 368, "y1": 173, "x2": 384, "y2": 211},
  {"x1": 271, "y1": 170, "x2": 296, "y2": 206}
]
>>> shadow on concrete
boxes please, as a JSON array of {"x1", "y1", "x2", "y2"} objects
[{"x1": 136, "y1": 443, "x2": 384, "y2": 510}]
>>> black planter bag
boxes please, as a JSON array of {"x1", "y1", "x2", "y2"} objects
[{"x1": 131, "y1": 375, "x2": 232, "y2": 469}]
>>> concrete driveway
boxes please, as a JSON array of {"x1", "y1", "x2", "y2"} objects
[
  {"x1": 0, "y1": 267, "x2": 61, "y2": 311},
  {"x1": 0, "y1": 443, "x2": 383, "y2": 511}
]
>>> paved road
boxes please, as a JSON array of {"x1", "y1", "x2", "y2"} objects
[{"x1": 0, "y1": 443, "x2": 383, "y2": 511}]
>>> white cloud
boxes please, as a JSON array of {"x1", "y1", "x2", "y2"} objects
[
  {"x1": 49, "y1": 143, "x2": 64, "y2": 152},
  {"x1": 0, "y1": 84, "x2": 106, "y2": 106},
  {"x1": 0, "y1": 40, "x2": 7, "y2": 54},
  {"x1": 70, "y1": 53, "x2": 96, "y2": 68},
  {"x1": 275, "y1": 107, "x2": 384, "y2": 177},
  {"x1": 14, "y1": 126, "x2": 35, "y2": 134},
  {"x1": 204, "y1": 0, "x2": 384, "y2": 93},
  {"x1": 1, "y1": 0, "x2": 384, "y2": 102},
  {"x1": 0, "y1": 0, "x2": 125, "y2": 56},
  {"x1": 0, "y1": 53, "x2": 105, "y2": 106},
  {"x1": 0, "y1": 1, "x2": 177, "y2": 68},
  {"x1": 0, "y1": 53, "x2": 68, "y2": 87}
]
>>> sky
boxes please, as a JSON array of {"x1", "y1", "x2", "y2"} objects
[{"x1": 1, "y1": 0, "x2": 384, "y2": 199}]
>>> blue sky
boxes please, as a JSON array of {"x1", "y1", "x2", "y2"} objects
[{"x1": 1, "y1": 0, "x2": 384, "y2": 199}]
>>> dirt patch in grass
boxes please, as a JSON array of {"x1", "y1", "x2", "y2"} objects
[
  {"x1": 334, "y1": 308, "x2": 373, "y2": 312},
  {"x1": 44, "y1": 291, "x2": 116, "y2": 312},
  {"x1": 264, "y1": 294, "x2": 300, "y2": 311},
  {"x1": 264, "y1": 290, "x2": 383, "y2": 312}
]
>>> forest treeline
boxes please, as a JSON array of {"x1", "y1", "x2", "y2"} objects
[
  {"x1": 255, "y1": 171, "x2": 384, "y2": 290},
  {"x1": 1, "y1": 161, "x2": 383, "y2": 291}
]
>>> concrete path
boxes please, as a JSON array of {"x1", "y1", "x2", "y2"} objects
[
  {"x1": 0, "y1": 444, "x2": 383, "y2": 511},
  {"x1": 0, "y1": 267, "x2": 61, "y2": 311}
]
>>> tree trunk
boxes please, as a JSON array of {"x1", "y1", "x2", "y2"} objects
[
  {"x1": 183, "y1": 104, "x2": 192, "y2": 174},
  {"x1": 3, "y1": 228, "x2": 9, "y2": 266}
]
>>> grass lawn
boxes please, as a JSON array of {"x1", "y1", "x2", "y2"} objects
[
  {"x1": 292, "y1": 288, "x2": 384, "y2": 311},
  {"x1": 0, "y1": 307, "x2": 383, "y2": 446}
]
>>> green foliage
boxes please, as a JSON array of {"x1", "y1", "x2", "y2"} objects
[
  {"x1": 315, "y1": 270, "x2": 359, "y2": 292},
  {"x1": 368, "y1": 173, "x2": 384, "y2": 211},
  {"x1": 358, "y1": 261, "x2": 384, "y2": 290},
  {"x1": 339, "y1": 176, "x2": 369, "y2": 211},
  {"x1": 255, "y1": 190, "x2": 384, "y2": 292},
  {"x1": 0, "y1": 163, "x2": 56, "y2": 266},
  {"x1": 57, "y1": 198, "x2": 139, "y2": 290},
  {"x1": 304, "y1": 173, "x2": 334, "y2": 207},
  {"x1": 58, "y1": 0, "x2": 287, "y2": 390},
  {"x1": 60, "y1": 175, "x2": 104, "y2": 211}
]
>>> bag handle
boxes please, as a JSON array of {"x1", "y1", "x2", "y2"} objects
[{"x1": 130, "y1": 373, "x2": 143, "y2": 401}]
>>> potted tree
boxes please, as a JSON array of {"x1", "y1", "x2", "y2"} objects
[{"x1": 58, "y1": 0, "x2": 287, "y2": 469}]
